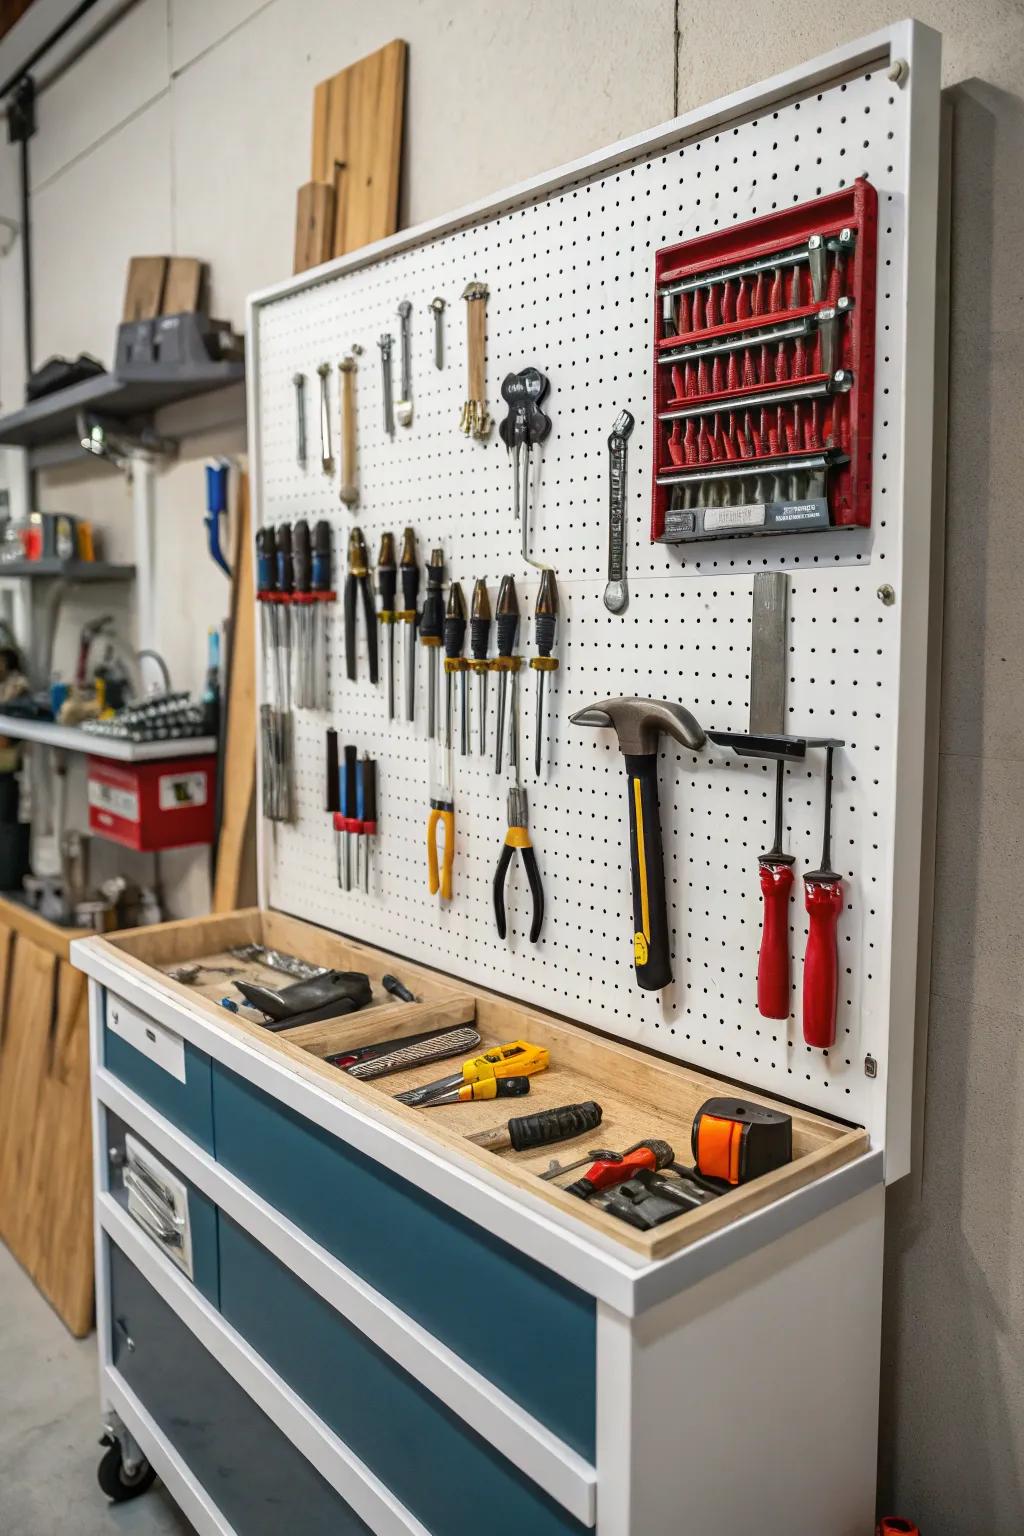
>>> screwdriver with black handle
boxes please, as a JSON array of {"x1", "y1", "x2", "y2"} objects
[
  {"x1": 468, "y1": 579, "x2": 491, "y2": 756},
  {"x1": 377, "y1": 532, "x2": 397, "y2": 720},
  {"x1": 398, "y1": 528, "x2": 420, "y2": 723},
  {"x1": 291, "y1": 519, "x2": 312, "y2": 706},
  {"x1": 468, "y1": 1100, "x2": 603, "y2": 1152},
  {"x1": 531, "y1": 569, "x2": 559, "y2": 776},
  {"x1": 310, "y1": 519, "x2": 333, "y2": 711},
  {"x1": 359, "y1": 754, "x2": 377, "y2": 893},
  {"x1": 325, "y1": 728, "x2": 340, "y2": 884},
  {"x1": 420, "y1": 548, "x2": 446, "y2": 740},
  {"x1": 444, "y1": 581, "x2": 468, "y2": 754},
  {"x1": 493, "y1": 575, "x2": 520, "y2": 773}
]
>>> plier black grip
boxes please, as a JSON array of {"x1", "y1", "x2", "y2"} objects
[
  {"x1": 344, "y1": 526, "x2": 379, "y2": 684},
  {"x1": 494, "y1": 787, "x2": 544, "y2": 943}
]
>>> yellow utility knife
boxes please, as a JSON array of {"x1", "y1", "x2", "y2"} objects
[{"x1": 395, "y1": 1040, "x2": 550, "y2": 1107}]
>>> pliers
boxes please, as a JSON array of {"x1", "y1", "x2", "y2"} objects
[
  {"x1": 494, "y1": 786, "x2": 544, "y2": 943},
  {"x1": 344, "y1": 526, "x2": 379, "y2": 684}
]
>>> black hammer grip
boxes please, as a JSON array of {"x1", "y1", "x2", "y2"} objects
[
  {"x1": 507, "y1": 1101, "x2": 603, "y2": 1153},
  {"x1": 624, "y1": 753, "x2": 672, "y2": 990}
]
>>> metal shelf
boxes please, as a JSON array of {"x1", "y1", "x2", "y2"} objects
[
  {"x1": 0, "y1": 560, "x2": 135, "y2": 581},
  {"x1": 0, "y1": 714, "x2": 216, "y2": 763},
  {"x1": 0, "y1": 362, "x2": 245, "y2": 451}
]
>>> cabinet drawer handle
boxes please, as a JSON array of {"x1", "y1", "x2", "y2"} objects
[{"x1": 123, "y1": 1169, "x2": 183, "y2": 1247}]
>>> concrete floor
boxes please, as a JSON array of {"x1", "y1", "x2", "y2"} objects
[{"x1": 0, "y1": 1243, "x2": 194, "y2": 1536}]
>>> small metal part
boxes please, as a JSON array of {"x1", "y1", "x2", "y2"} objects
[
  {"x1": 429, "y1": 295, "x2": 446, "y2": 368},
  {"x1": 316, "y1": 362, "x2": 333, "y2": 473},
  {"x1": 604, "y1": 409, "x2": 634, "y2": 614},
  {"x1": 396, "y1": 301, "x2": 413, "y2": 427},
  {"x1": 749, "y1": 573, "x2": 788, "y2": 737},
  {"x1": 807, "y1": 234, "x2": 827, "y2": 303},
  {"x1": 877, "y1": 584, "x2": 896, "y2": 606},
  {"x1": 865, "y1": 1054, "x2": 878, "y2": 1078},
  {"x1": 378, "y1": 334, "x2": 395, "y2": 437},
  {"x1": 293, "y1": 373, "x2": 307, "y2": 469}
]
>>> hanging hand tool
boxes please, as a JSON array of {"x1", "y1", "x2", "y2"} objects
[
  {"x1": 419, "y1": 548, "x2": 445, "y2": 739},
  {"x1": 459, "y1": 281, "x2": 491, "y2": 438},
  {"x1": 427, "y1": 743, "x2": 455, "y2": 903},
  {"x1": 492, "y1": 575, "x2": 520, "y2": 773},
  {"x1": 571, "y1": 698, "x2": 706, "y2": 990},
  {"x1": 338, "y1": 354, "x2": 358, "y2": 507},
  {"x1": 291, "y1": 519, "x2": 312, "y2": 705},
  {"x1": 337, "y1": 744, "x2": 358, "y2": 892},
  {"x1": 399, "y1": 528, "x2": 420, "y2": 723},
  {"x1": 325, "y1": 729, "x2": 341, "y2": 883},
  {"x1": 376, "y1": 533, "x2": 398, "y2": 719},
  {"x1": 604, "y1": 410, "x2": 634, "y2": 613},
  {"x1": 257, "y1": 527, "x2": 288, "y2": 820},
  {"x1": 293, "y1": 373, "x2": 307, "y2": 469},
  {"x1": 561, "y1": 1139, "x2": 674, "y2": 1200},
  {"x1": 275, "y1": 521, "x2": 294, "y2": 715},
  {"x1": 469, "y1": 1101, "x2": 603, "y2": 1152},
  {"x1": 395, "y1": 300, "x2": 413, "y2": 427},
  {"x1": 204, "y1": 458, "x2": 231, "y2": 576},
  {"x1": 803, "y1": 742, "x2": 843, "y2": 1048},
  {"x1": 468, "y1": 579, "x2": 492, "y2": 757},
  {"x1": 344, "y1": 528, "x2": 379, "y2": 685},
  {"x1": 308, "y1": 520, "x2": 334, "y2": 711},
  {"x1": 358, "y1": 755, "x2": 377, "y2": 893},
  {"x1": 756, "y1": 758, "x2": 795, "y2": 1020},
  {"x1": 540, "y1": 1149, "x2": 618, "y2": 1182},
  {"x1": 498, "y1": 368, "x2": 552, "y2": 569},
  {"x1": 395, "y1": 1040, "x2": 549, "y2": 1108},
  {"x1": 316, "y1": 361, "x2": 333, "y2": 473},
  {"x1": 429, "y1": 295, "x2": 445, "y2": 368},
  {"x1": 378, "y1": 334, "x2": 395, "y2": 437},
  {"x1": 443, "y1": 582, "x2": 468, "y2": 755},
  {"x1": 493, "y1": 786, "x2": 544, "y2": 943},
  {"x1": 329, "y1": 1025, "x2": 481, "y2": 1078},
  {"x1": 530, "y1": 569, "x2": 558, "y2": 777}
]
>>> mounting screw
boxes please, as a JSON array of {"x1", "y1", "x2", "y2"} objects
[
  {"x1": 864, "y1": 1053, "x2": 878, "y2": 1078},
  {"x1": 887, "y1": 58, "x2": 909, "y2": 87},
  {"x1": 877, "y1": 584, "x2": 896, "y2": 606}
]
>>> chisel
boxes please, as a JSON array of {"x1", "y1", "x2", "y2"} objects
[{"x1": 468, "y1": 1100, "x2": 603, "y2": 1152}]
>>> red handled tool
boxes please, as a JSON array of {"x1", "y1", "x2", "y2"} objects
[
  {"x1": 803, "y1": 742, "x2": 843, "y2": 1047},
  {"x1": 563, "y1": 1139, "x2": 673, "y2": 1199},
  {"x1": 758, "y1": 757, "x2": 794, "y2": 1019}
]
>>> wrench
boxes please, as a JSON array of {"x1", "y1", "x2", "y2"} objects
[
  {"x1": 316, "y1": 362, "x2": 333, "y2": 473},
  {"x1": 293, "y1": 373, "x2": 307, "y2": 469},
  {"x1": 395, "y1": 301, "x2": 413, "y2": 427},
  {"x1": 604, "y1": 409, "x2": 634, "y2": 614},
  {"x1": 378, "y1": 334, "x2": 395, "y2": 437}
]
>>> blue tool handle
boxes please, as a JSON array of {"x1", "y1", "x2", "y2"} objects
[
  {"x1": 204, "y1": 460, "x2": 231, "y2": 576},
  {"x1": 355, "y1": 758, "x2": 365, "y2": 822}
]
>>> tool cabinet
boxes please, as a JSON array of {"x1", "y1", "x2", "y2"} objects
[{"x1": 75, "y1": 19, "x2": 941, "y2": 1535}]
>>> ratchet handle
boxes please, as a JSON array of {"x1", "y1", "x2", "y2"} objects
[
  {"x1": 802, "y1": 877, "x2": 843, "y2": 1047},
  {"x1": 624, "y1": 753, "x2": 671, "y2": 991},
  {"x1": 508, "y1": 1100, "x2": 603, "y2": 1153},
  {"x1": 757, "y1": 862, "x2": 794, "y2": 1020}
]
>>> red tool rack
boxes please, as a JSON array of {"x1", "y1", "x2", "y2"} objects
[{"x1": 651, "y1": 178, "x2": 877, "y2": 544}]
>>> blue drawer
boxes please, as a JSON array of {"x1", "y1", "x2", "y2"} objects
[
  {"x1": 105, "y1": 1112, "x2": 220, "y2": 1308},
  {"x1": 108, "y1": 1244, "x2": 372, "y2": 1535},
  {"x1": 212, "y1": 1063, "x2": 596, "y2": 1460},
  {"x1": 220, "y1": 1218, "x2": 589, "y2": 1536},
  {"x1": 103, "y1": 992, "x2": 214, "y2": 1154}
]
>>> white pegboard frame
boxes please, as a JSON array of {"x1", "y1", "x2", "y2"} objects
[{"x1": 246, "y1": 20, "x2": 941, "y2": 1178}]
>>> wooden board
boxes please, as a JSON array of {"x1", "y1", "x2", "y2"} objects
[
  {"x1": 212, "y1": 470, "x2": 257, "y2": 911},
  {"x1": 310, "y1": 39, "x2": 406, "y2": 258},
  {"x1": 293, "y1": 181, "x2": 336, "y2": 274},
  {"x1": 162, "y1": 256, "x2": 204, "y2": 315},
  {"x1": 122, "y1": 256, "x2": 168, "y2": 321},
  {"x1": 0, "y1": 903, "x2": 94, "y2": 1335},
  {"x1": 93, "y1": 909, "x2": 869, "y2": 1262}
]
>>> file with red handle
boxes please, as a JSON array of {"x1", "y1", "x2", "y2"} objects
[
  {"x1": 802, "y1": 743, "x2": 843, "y2": 1047},
  {"x1": 758, "y1": 757, "x2": 795, "y2": 1020}
]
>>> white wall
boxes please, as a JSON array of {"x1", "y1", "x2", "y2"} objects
[{"x1": 0, "y1": 2, "x2": 1021, "y2": 1527}]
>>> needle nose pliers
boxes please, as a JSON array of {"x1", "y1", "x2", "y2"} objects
[
  {"x1": 344, "y1": 526, "x2": 379, "y2": 684},
  {"x1": 494, "y1": 786, "x2": 544, "y2": 943}
]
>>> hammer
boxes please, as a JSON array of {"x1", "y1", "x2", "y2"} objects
[{"x1": 571, "y1": 698, "x2": 705, "y2": 990}]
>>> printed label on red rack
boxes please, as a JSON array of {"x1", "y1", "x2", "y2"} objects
[{"x1": 650, "y1": 179, "x2": 877, "y2": 544}]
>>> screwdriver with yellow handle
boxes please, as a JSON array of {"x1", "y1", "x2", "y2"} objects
[{"x1": 394, "y1": 1040, "x2": 549, "y2": 1108}]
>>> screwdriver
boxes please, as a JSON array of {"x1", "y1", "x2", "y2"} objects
[
  {"x1": 493, "y1": 575, "x2": 520, "y2": 773},
  {"x1": 443, "y1": 581, "x2": 468, "y2": 754},
  {"x1": 530, "y1": 569, "x2": 558, "y2": 777},
  {"x1": 275, "y1": 521, "x2": 293, "y2": 714},
  {"x1": 291, "y1": 519, "x2": 311, "y2": 707},
  {"x1": 395, "y1": 1039, "x2": 549, "y2": 1107},
  {"x1": 310, "y1": 520, "x2": 333, "y2": 711},
  {"x1": 468, "y1": 579, "x2": 492, "y2": 756},
  {"x1": 325, "y1": 728, "x2": 340, "y2": 883},
  {"x1": 377, "y1": 533, "x2": 397, "y2": 719},
  {"x1": 420, "y1": 548, "x2": 446, "y2": 740},
  {"x1": 468, "y1": 1100, "x2": 603, "y2": 1152},
  {"x1": 398, "y1": 528, "x2": 420, "y2": 723},
  {"x1": 803, "y1": 743, "x2": 843, "y2": 1048},
  {"x1": 758, "y1": 759, "x2": 795, "y2": 1020},
  {"x1": 340, "y1": 744, "x2": 357, "y2": 891},
  {"x1": 359, "y1": 754, "x2": 377, "y2": 893}
]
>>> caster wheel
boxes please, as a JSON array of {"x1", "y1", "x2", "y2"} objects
[{"x1": 97, "y1": 1437, "x2": 156, "y2": 1502}]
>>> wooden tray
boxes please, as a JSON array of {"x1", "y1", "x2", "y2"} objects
[{"x1": 93, "y1": 908, "x2": 869, "y2": 1262}]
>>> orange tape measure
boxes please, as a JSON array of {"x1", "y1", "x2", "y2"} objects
[{"x1": 691, "y1": 1097, "x2": 793, "y2": 1187}]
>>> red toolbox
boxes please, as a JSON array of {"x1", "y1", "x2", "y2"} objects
[
  {"x1": 87, "y1": 755, "x2": 216, "y2": 851},
  {"x1": 652, "y1": 178, "x2": 877, "y2": 544}
]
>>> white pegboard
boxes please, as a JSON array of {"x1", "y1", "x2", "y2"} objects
[{"x1": 248, "y1": 23, "x2": 940, "y2": 1166}]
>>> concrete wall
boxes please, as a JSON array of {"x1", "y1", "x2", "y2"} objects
[{"x1": 0, "y1": 1, "x2": 1021, "y2": 1528}]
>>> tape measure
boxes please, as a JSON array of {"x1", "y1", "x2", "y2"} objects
[{"x1": 691, "y1": 1097, "x2": 793, "y2": 1187}]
